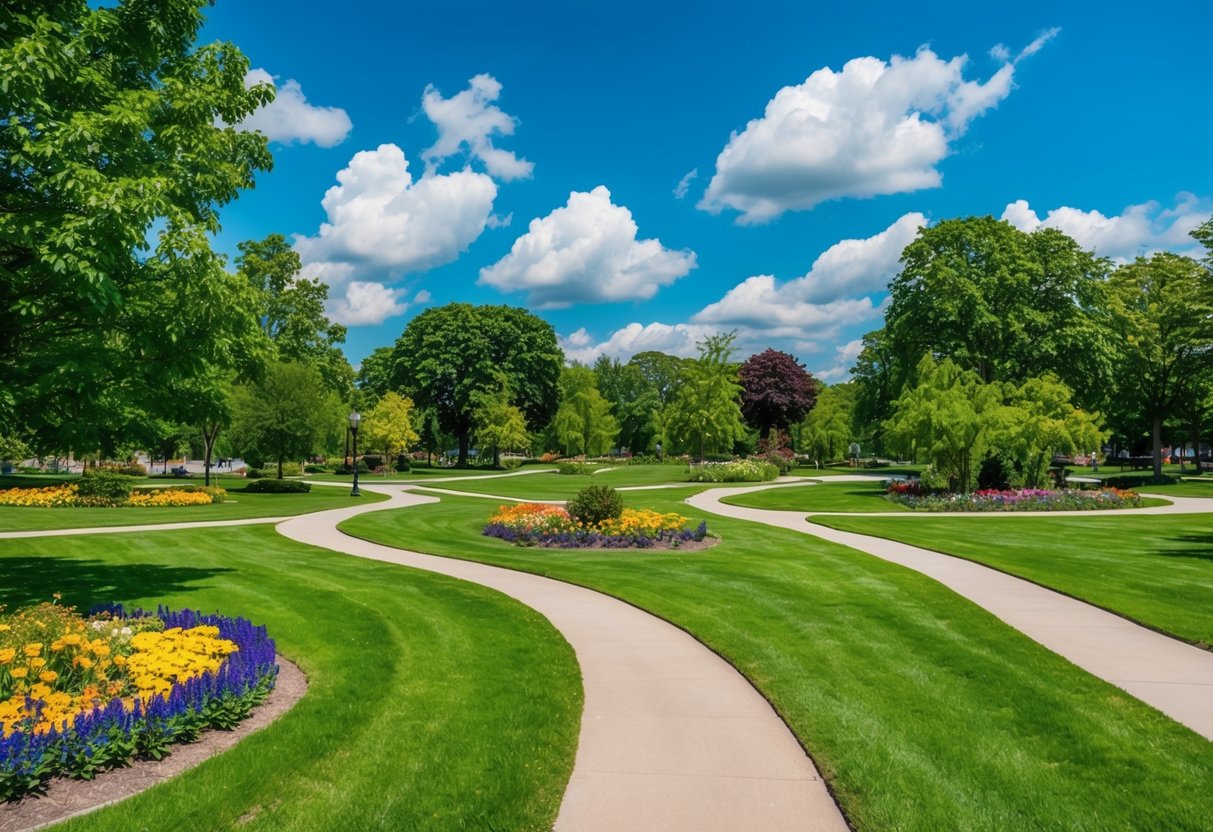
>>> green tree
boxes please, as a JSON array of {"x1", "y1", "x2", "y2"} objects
[
  {"x1": 989, "y1": 375, "x2": 1106, "y2": 487},
  {"x1": 236, "y1": 234, "x2": 353, "y2": 396},
  {"x1": 884, "y1": 356, "x2": 1000, "y2": 492},
  {"x1": 795, "y1": 383, "x2": 856, "y2": 467},
  {"x1": 554, "y1": 366, "x2": 619, "y2": 457},
  {"x1": 474, "y1": 382, "x2": 530, "y2": 468},
  {"x1": 1106, "y1": 252, "x2": 1213, "y2": 480},
  {"x1": 356, "y1": 346, "x2": 397, "y2": 404},
  {"x1": 874, "y1": 217, "x2": 1114, "y2": 418},
  {"x1": 593, "y1": 356, "x2": 661, "y2": 454},
  {"x1": 391, "y1": 304, "x2": 562, "y2": 466},
  {"x1": 360, "y1": 392, "x2": 419, "y2": 471},
  {"x1": 412, "y1": 407, "x2": 445, "y2": 466},
  {"x1": 0, "y1": 0, "x2": 274, "y2": 449},
  {"x1": 230, "y1": 362, "x2": 341, "y2": 479},
  {"x1": 666, "y1": 333, "x2": 747, "y2": 459}
]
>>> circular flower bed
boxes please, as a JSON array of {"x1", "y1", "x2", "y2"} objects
[
  {"x1": 0, "y1": 483, "x2": 225, "y2": 508},
  {"x1": 0, "y1": 601, "x2": 277, "y2": 801},
  {"x1": 484, "y1": 503, "x2": 708, "y2": 548},
  {"x1": 884, "y1": 483, "x2": 1143, "y2": 511}
]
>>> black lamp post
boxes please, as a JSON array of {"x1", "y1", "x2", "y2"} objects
[{"x1": 348, "y1": 411, "x2": 361, "y2": 497}]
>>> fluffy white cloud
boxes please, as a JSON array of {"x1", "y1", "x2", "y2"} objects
[
  {"x1": 814, "y1": 339, "x2": 866, "y2": 382},
  {"x1": 479, "y1": 186, "x2": 697, "y2": 308},
  {"x1": 238, "y1": 69, "x2": 353, "y2": 147},
  {"x1": 1001, "y1": 193, "x2": 1212, "y2": 261},
  {"x1": 559, "y1": 322, "x2": 714, "y2": 364},
  {"x1": 422, "y1": 74, "x2": 533, "y2": 181},
  {"x1": 699, "y1": 37, "x2": 1055, "y2": 223},
  {"x1": 695, "y1": 213, "x2": 924, "y2": 326},
  {"x1": 294, "y1": 143, "x2": 498, "y2": 283},
  {"x1": 327, "y1": 281, "x2": 408, "y2": 326}
]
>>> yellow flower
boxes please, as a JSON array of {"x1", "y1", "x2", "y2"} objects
[
  {"x1": 23, "y1": 643, "x2": 42, "y2": 658},
  {"x1": 28, "y1": 657, "x2": 46, "y2": 669},
  {"x1": 0, "y1": 648, "x2": 15, "y2": 665},
  {"x1": 10, "y1": 667, "x2": 28, "y2": 679},
  {"x1": 38, "y1": 670, "x2": 58, "y2": 683}
]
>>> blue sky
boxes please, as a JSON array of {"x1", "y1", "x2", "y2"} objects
[{"x1": 200, "y1": 1, "x2": 1212, "y2": 379}]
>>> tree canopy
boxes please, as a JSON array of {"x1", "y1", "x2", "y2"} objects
[
  {"x1": 738, "y1": 349, "x2": 818, "y2": 437},
  {"x1": 230, "y1": 361, "x2": 341, "y2": 478},
  {"x1": 391, "y1": 304, "x2": 562, "y2": 466},
  {"x1": 554, "y1": 366, "x2": 618, "y2": 457},
  {"x1": 361, "y1": 392, "x2": 419, "y2": 466},
  {"x1": 666, "y1": 333, "x2": 747, "y2": 459},
  {"x1": 0, "y1": 0, "x2": 273, "y2": 451}
]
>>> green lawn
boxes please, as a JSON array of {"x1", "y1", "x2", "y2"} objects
[
  {"x1": 303, "y1": 464, "x2": 556, "y2": 483},
  {"x1": 816, "y1": 512, "x2": 1213, "y2": 647},
  {"x1": 802, "y1": 464, "x2": 925, "y2": 478},
  {"x1": 0, "y1": 485, "x2": 387, "y2": 531},
  {"x1": 0, "y1": 526, "x2": 580, "y2": 831},
  {"x1": 339, "y1": 492, "x2": 1213, "y2": 831},
  {"x1": 420, "y1": 464, "x2": 710, "y2": 500},
  {"x1": 722, "y1": 480, "x2": 905, "y2": 513}
]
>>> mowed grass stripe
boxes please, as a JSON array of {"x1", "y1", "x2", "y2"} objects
[{"x1": 340, "y1": 492, "x2": 1213, "y2": 832}]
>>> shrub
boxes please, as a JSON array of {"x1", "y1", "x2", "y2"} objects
[
  {"x1": 1102, "y1": 474, "x2": 1178, "y2": 489},
  {"x1": 304, "y1": 464, "x2": 329, "y2": 474},
  {"x1": 333, "y1": 460, "x2": 370, "y2": 475},
  {"x1": 77, "y1": 469, "x2": 135, "y2": 501},
  {"x1": 567, "y1": 484, "x2": 624, "y2": 526},
  {"x1": 362, "y1": 454, "x2": 383, "y2": 471},
  {"x1": 977, "y1": 454, "x2": 1011, "y2": 491},
  {"x1": 101, "y1": 462, "x2": 147, "y2": 477},
  {"x1": 243, "y1": 479, "x2": 312, "y2": 494},
  {"x1": 686, "y1": 459, "x2": 780, "y2": 483},
  {"x1": 557, "y1": 461, "x2": 595, "y2": 475},
  {"x1": 394, "y1": 455, "x2": 412, "y2": 473},
  {"x1": 484, "y1": 502, "x2": 706, "y2": 548}
]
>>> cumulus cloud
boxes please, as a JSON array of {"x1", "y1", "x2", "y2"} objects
[
  {"x1": 413, "y1": 289, "x2": 432, "y2": 303},
  {"x1": 695, "y1": 213, "x2": 924, "y2": 326},
  {"x1": 1001, "y1": 193, "x2": 1212, "y2": 261},
  {"x1": 673, "y1": 168, "x2": 699, "y2": 200},
  {"x1": 559, "y1": 322, "x2": 714, "y2": 364},
  {"x1": 421, "y1": 73, "x2": 533, "y2": 181},
  {"x1": 814, "y1": 339, "x2": 866, "y2": 382},
  {"x1": 294, "y1": 143, "x2": 497, "y2": 282},
  {"x1": 699, "y1": 36, "x2": 1056, "y2": 223},
  {"x1": 238, "y1": 68, "x2": 353, "y2": 147},
  {"x1": 479, "y1": 186, "x2": 697, "y2": 308},
  {"x1": 327, "y1": 281, "x2": 409, "y2": 326}
]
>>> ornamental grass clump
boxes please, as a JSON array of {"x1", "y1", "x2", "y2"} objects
[
  {"x1": 0, "y1": 602, "x2": 277, "y2": 801},
  {"x1": 883, "y1": 486, "x2": 1142, "y2": 512},
  {"x1": 484, "y1": 502, "x2": 707, "y2": 549}
]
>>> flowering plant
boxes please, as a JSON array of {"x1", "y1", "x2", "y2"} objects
[
  {"x1": 0, "y1": 483, "x2": 225, "y2": 508},
  {"x1": 884, "y1": 486, "x2": 1142, "y2": 512},
  {"x1": 686, "y1": 459, "x2": 779, "y2": 483},
  {"x1": 0, "y1": 601, "x2": 276, "y2": 801},
  {"x1": 484, "y1": 504, "x2": 707, "y2": 548}
]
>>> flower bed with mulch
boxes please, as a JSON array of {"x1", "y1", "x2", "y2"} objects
[
  {"x1": 0, "y1": 602, "x2": 277, "y2": 801},
  {"x1": 484, "y1": 503, "x2": 709, "y2": 548},
  {"x1": 883, "y1": 483, "x2": 1143, "y2": 512}
]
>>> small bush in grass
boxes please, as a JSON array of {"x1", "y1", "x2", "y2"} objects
[
  {"x1": 557, "y1": 461, "x2": 595, "y2": 475},
  {"x1": 304, "y1": 464, "x2": 329, "y2": 474},
  {"x1": 394, "y1": 455, "x2": 411, "y2": 473},
  {"x1": 77, "y1": 469, "x2": 135, "y2": 501},
  {"x1": 567, "y1": 484, "x2": 624, "y2": 526},
  {"x1": 244, "y1": 479, "x2": 312, "y2": 494}
]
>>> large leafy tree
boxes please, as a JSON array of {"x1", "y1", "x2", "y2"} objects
[
  {"x1": 0, "y1": 0, "x2": 274, "y2": 449},
  {"x1": 474, "y1": 381, "x2": 530, "y2": 468},
  {"x1": 1106, "y1": 252, "x2": 1213, "y2": 480},
  {"x1": 738, "y1": 349, "x2": 818, "y2": 437},
  {"x1": 236, "y1": 234, "x2": 353, "y2": 396},
  {"x1": 554, "y1": 366, "x2": 619, "y2": 457},
  {"x1": 666, "y1": 332, "x2": 747, "y2": 459},
  {"x1": 988, "y1": 375, "x2": 1105, "y2": 488},
  {"x1": 391, "y1": 304, "x2": 562, "y2": 466},
  {"x1": 875, "y1": 217, "x2": 1114, "y2": 416},
  {"x1": 230, "y1": 362, "x2": 341, "y2": 479},
  {"x1": 593, "y1": 356, "x2": 661, "y2": 454},
  {"x1": 795, "y1": 383, "x2": 856, "y2": 467}
]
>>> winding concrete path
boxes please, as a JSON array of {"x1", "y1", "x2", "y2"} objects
[
  {"x1": 277, "y1": 483, "x2": 849, "y2": 832},
  {"x1": 688, "y1": 480, "x2": 1213, "y2": 741}
]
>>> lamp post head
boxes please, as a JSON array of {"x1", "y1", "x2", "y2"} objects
[{"x1": 348, "y1": 411, "x2": 361, "y2": 430}]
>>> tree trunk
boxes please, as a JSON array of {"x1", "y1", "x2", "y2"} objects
[
  {"x1": 201, "y1": 422, "x2": 220, "y2": 487},
  {"x1": 1190, "y1": 421, "x2": 1201, "y2": 474},
  {"x1": 493, "y1": 444, "x2": 501, "y2": 469},
  {"x1": 457, "y1": 431, "x2": 469, "y2": 468},
  {"x1": 277, "y1": 455, "x2": 284, "y2": 480},
  {"x1": 1152, "y1": 412, "x2": 1163, "y2": 481}
]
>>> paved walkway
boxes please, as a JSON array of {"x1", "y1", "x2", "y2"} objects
[
  {"x1": 277, "y1": 483, "x2": 848, "y2": 832},
  {"x1": 687, "y1": 482, "x2": 1213, "y2": 741}
]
